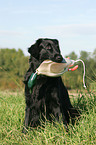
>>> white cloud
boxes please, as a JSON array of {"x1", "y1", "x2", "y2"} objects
[
  {"x1": 0, "y1": 30, "x2": 26, "y2": 36},
  {"x1": 42, "y1": 24, "x2": 96, "y2": 37}
]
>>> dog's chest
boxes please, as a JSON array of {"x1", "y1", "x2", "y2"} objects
[{"x1": 31, "y1": 76, "x2": 60, "y2": 100}]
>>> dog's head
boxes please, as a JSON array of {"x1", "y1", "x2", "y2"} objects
[{"x1": 28, "y1": 38, "x2": 63, "y2": 63}]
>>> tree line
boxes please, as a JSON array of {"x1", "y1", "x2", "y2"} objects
[
  {"x1": 63, "y1": 49, "x2": 96, "y2": 90},
  {"x1": 0, "y1": 48, "x2": 29, "y2": 90},
  {"x1": 0, "y1": 48, "x2": 96, "y2": 90}
]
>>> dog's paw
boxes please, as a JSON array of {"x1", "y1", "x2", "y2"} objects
[
  {"x1": 22, "y1": 126, "x2": 28, "y2": 134},
  {"x1": 69, "y1": 108, "x2": 81, "y2": 125}
]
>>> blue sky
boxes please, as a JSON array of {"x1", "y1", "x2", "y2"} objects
[{"x1": 0, "y1": 0, "x2": 96, "y2": 56}]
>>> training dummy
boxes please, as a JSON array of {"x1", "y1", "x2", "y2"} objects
[{"x1": 28, "y1": 57, "x2": 86, "y2": 89}]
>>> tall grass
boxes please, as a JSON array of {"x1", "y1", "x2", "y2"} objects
[{"x1": 0, "y1": 90, "x2": 96, "y2": 145}]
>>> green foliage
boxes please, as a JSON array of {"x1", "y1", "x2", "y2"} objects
[
  {"x1": 0, "y1": 90, "x2": 96, "y2": 144},
  {"x1": 0, "y1": 48, "x2": 29, "y2": 89},
  {"x1": 62, "y1": 50, "x2": 96, "y2": 89},
  {"x1": 66, "y1": 51, "x2": 78, "y2": 60}
]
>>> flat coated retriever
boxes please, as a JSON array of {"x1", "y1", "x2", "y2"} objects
[{"x1": 23, "y1": 38, "x2": 79, "y2": 132}]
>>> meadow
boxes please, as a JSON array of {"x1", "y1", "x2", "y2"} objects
[{"x1": 0, "y1": 89, "x2": 96, "y2": 145}]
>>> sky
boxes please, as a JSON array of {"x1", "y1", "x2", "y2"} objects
[{"x1": 0, "y1": 0, "x2": 96, "y2": 56}]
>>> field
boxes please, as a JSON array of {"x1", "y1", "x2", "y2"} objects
[{"x1": 0, "y1": 90, "x2": 96, "y2": 145}]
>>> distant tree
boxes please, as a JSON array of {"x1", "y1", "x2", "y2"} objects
[
  {"x1": 93, "y1": 48, "x2": 96, "y2": 60},
  {"x1": 68, "y1": 51, "x2": 78, "y2": 60},
  {"x1": 80, "y1": 51, "x2": 91, "y2": 62},
  {"x1": 65, "y1": 51, "x2": 78, "y2": 60},
  {"x1": 0, "y1": 48, "x2": 29, "y2": 89}
]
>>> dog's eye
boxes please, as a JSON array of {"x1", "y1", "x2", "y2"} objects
[{"x1": 46, "y1": 44, "x2": 52, "y2": 50}]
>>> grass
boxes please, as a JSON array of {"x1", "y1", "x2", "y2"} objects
[{"x1": 0, "y1": 89, "x2": 96, "y2": 145}]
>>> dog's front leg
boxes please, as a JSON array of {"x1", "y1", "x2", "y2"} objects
[
  {"x1": 59, "y1": 78, "x2": 73, "y2": 109},
  {"x1": 22, "y1": 106, "x2": 30, "y2": 134},
  {"x1": 59, "y1": 78, "x2": 80, "y2": 124},
  {"x1": 24, "y1": 106, "x2": 30, "y2": 126}
]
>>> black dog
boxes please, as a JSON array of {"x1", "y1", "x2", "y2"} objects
[{"x1": 23, "y1": 38, "x2": 79, "y2": 132}]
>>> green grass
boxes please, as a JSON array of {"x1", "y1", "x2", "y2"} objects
[{"x1": 0, "y1": 90, "x2": 96, "y2": 145}]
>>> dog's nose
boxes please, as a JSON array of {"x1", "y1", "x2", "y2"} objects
[{"x1": 55, "y1": 55, "x2": 63, "y2": 62}]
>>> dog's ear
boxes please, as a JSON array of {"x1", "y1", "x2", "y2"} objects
[
  {"x1": 28, "y1": 39, "x2": 43, "y2": 59},
  {"x1": 53, "y1": 39, "x2": 59, "y2": 45},
  {"x1": 53, "y1": 39, "x2": 60, "y2": 53}
]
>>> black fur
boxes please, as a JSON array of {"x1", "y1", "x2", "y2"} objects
[{"x1": 23, "y1": 38, "x2": 79, "y2": 132}]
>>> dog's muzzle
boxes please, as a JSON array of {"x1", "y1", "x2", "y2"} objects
[{"x1": 54, "y1": 54, "x2": 63, "y2": 63}]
